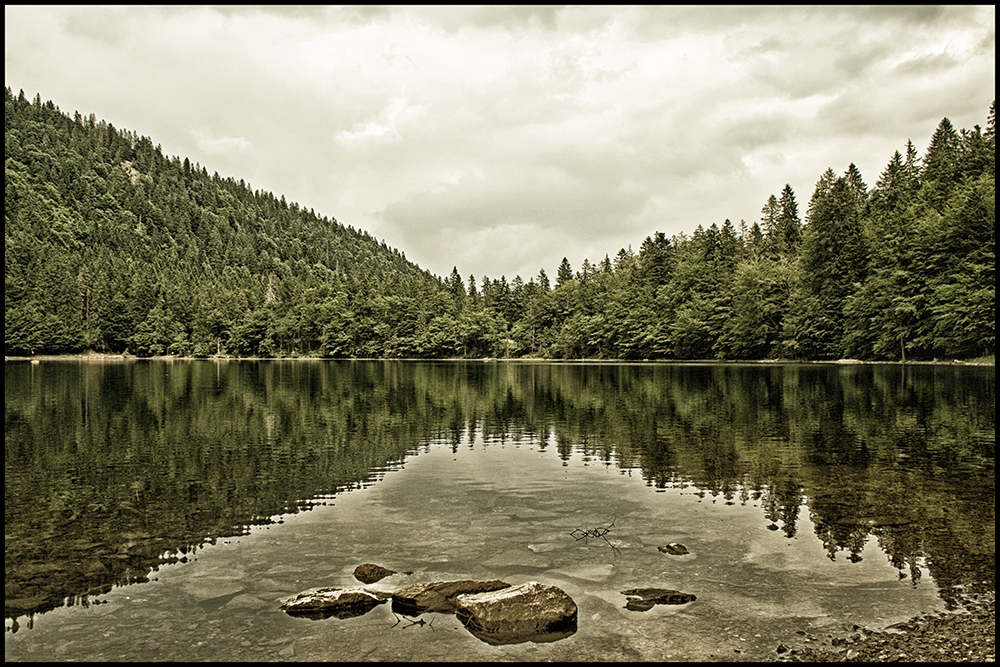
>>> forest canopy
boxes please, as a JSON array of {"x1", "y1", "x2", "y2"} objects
[{"x1": 4, "y1": 87, "x2": 995, "y2": 360}]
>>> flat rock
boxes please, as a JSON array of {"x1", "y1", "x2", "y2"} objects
[
  {"x1": 621, "y1": 587, "x2": 696, "y2": 611},
  {"x1": 280, "y1": 587, "x2": 390, "y2": 619},
  {"x1": 455, "y1": 581, "x2": 578, "y2": 645},
  {"x1": 391, "y1": 579, "x2": 511, "y2": 615}
]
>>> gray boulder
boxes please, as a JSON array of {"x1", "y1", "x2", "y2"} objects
[
  {"x1": 280, "y1": 587, "x2": 390, "y2": 619},
  {"x1": 391, "y1": 579, "x2": 510, "y2": 616},
  {"x1": 454, "y1": 581, "x2": 578, "y2": 645}
]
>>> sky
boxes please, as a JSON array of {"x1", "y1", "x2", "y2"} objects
[{"x1": 4, "y1": 5, "x2": 995, "y2": 281}]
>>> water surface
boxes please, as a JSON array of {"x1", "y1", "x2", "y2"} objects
[{"x1": 4, "y1": 360, "x2": 994, "y2": 661}]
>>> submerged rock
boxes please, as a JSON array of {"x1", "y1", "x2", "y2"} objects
[
  {"x1": 353, "y1": 563, "x2": 407, "y2": 584},
  {"x1": 621, "y1": 587, "x2": 696, "y2": 611},
  {"x1": 280, "y1": 587, "x2": 390, "y2": 619},
  {"x1": 391, "y1": 579, "x2": 511, "y2": 616},
  {"x1": 657, "y1": 543, "x2": 690, "y2": 555},
  {"x1": 454, "y1": 581, "x2": 578, "y2": 645}
]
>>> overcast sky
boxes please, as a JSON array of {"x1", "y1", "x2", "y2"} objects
[{"x1": 5, "y1": 5, "x2": 995, "y2": 281}]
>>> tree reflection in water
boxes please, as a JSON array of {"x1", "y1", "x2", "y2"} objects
[{"x1": 4, "y1": 360, "x2": 994, "y2": 628}]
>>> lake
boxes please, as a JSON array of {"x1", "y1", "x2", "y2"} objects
[{"x1": 4, "y1": 359, "x2": 995, "y2": 661}]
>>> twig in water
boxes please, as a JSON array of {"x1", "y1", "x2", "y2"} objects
[{"x1": 569, "y1": 517, "x2": 621, "y2": 556}]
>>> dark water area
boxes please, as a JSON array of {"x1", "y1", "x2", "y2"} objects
[{"x1": 4, "y1": 359, "x2": 994, "y2": 661}]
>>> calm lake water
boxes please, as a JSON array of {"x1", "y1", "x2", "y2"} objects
[{"x1": 4, "y1": 359, "x2": 995, "y2": 661}]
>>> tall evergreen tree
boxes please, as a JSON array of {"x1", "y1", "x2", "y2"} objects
[
  {"x1": 447, "y1": 266, "x2": 465, "y2": 303},
  {"x1": 760, "y1": 194, "x2": 780, "y2": 254},
  {"x1": 637, "y1": 231, "x2": 673, "y2": 286},
  {"x1": 843, "y1": 149, "x2": 926, "y2": 359},
  {"x1": 466, "y1": 274, "x2": 480, "y2": 306},
  {"x1": 784, "y1": 174, "x2": 867, "y2": 358},
  {"x1": 920, "y1": 170, "x2": 995, "y2": 357},
  {"x1": 556, "y1": 257, "x2": 573, "y2": 288},
  {"x1": 921, "y1": 117, "x2": 962, "y2": 211},
  {"x1": 536, "y1": 268, "x2": 550, "y2": 292},
  {"x1": 776, "y1": 184, "x2": 801, "y2": 255}
]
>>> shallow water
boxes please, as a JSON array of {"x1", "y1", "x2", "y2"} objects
[{"x1": 4, "y1": 360, "x2": 995, "y2": 661}]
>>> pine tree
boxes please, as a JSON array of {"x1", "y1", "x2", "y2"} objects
[
  {"x1": 776, "y1": 184, "x2": 801, "y2": 256},
  {"x1": 903, "y1": 139, "x2": 921, "y2": 187},
  {"x1": 785, "y1": 175, "x2": 867, "y2": 358},
  {"x1": 760, "y1": 194, "x2": 780, "y2": 254},
  {"x1": 536, "y1": 268, "x2": 550, "y2": 292},
  {"x1": 844, "y1": 163, "x2": 869, "y2": 216},
  {"x1": 921, "y1": 117, "x2": 961, "y2": 211},
  {"x1": 985, "y1": 100, "x2": 996, "y2": 163},
  {"x1": 637, "y1": 232, "x2": 673, "y2": 286},
  {"x1": 871, "y1": 150, "x2": 907, "y2": 213},
  {"x1": 921, "y1": 170, "x2": 995, "y2": 357},
  {"x1": 556, "y1": 257, "x2": 573, "y2": 288},
  {"x1": 843, "y1": 151, "x2": 923, "y2": 361},
  {"x1": 809, "y1": 167, "x2": 838, "y2": 211},
  {"x1": 958, "y1": 120, "x2": 993, "y2": 181},
  {"x1": 447, "y1": 266, "x2": 465, "y2": 297}
]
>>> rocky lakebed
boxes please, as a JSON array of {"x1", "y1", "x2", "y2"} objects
[
  {"x1": 279, "y1": 561, "x2": 993, "y2": 661},
  {"x1": 775, "y1": 591, "x2": 995, "y2": 663},
  {"x1": 280, "y1": 561, "x2": 698, "y2": 646}
]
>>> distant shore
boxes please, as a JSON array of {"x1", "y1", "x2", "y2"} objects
[{"x1": 5, "y1": 353, "x2": 995, "y2": 365}]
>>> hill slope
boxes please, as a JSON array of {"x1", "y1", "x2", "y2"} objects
[{"x1": 5, "y1": 87, "x2": 443, "y2": 357}]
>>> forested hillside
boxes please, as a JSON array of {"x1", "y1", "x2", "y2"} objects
[{"x1": 4, "y1": 87, "x2": 995, "y2": 360}]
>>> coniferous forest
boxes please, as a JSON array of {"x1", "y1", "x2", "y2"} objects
[{"x1": 4, "y1": 87, "x2": 995, "y2": 360}]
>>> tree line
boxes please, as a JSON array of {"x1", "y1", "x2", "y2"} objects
[{"x1": 4, "y1": 87, "x2": 994, "y2": 360}]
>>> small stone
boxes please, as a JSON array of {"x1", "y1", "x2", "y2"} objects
[
  {"x1": 353, "y1": 563, "x2": 398, "y2": 584},
  {"x1": 620, "y1": 588, "x2": 696, "y2": 611},
  {"x1": 657, "y1": 543, "x2": 690, "y2": 555}
]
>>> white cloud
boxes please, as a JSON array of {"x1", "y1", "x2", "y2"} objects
[
  {"x1": 4, "y1": 5, "x2": 995, "y2": 280},
  {"x1": 336, "y1": 96, "x2": 428, "y2": 147},
  {"x1": 192, "y1": 129, "x2": 253, "y2": 157}
]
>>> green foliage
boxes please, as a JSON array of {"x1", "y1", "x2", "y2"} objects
[
  {"x1": 4, "y1": 87, "x2": 438, "y2": 358},
  {"x1": 4, "y1": 87, "x2": 994, "y2": 361},
  {"x1": 718, "y1": 256, "x2": 798, "y2": 359},
  {"x1": 786, "y1": 172, "x2": 869, "y2": 358},
  {"x1": 922, "y1": 173, "x2": 996, "y2": 357}
]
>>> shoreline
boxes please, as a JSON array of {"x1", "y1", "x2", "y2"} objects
[
  {"x1": 6, "y1": 353, "x2": 995, "y2": 366},
  {"x1": 776, "y1": 592, "x2": 995, "y2": 662}
]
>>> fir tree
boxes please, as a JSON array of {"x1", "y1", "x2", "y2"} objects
[
  {"x1": 556, "y1": 257, "x2": 573, "y2": 288},
  {"x1": 776, "y1": 184, "x2": 801, "y2": 255}
]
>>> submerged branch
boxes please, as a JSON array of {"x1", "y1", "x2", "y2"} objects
[{"x1": 570, "y1": 517, "x2": 621, "y2": 556}]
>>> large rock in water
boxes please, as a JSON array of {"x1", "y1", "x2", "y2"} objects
[
  {"x1": 391, "y1": 579, "x2": 510, "y2": 616},
  {"x1": 454, "y1": 581, "x2": 578, "y2": 645},
  {"x1": 280, "y1": 587, "x2": 390, "y2": 619}
]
